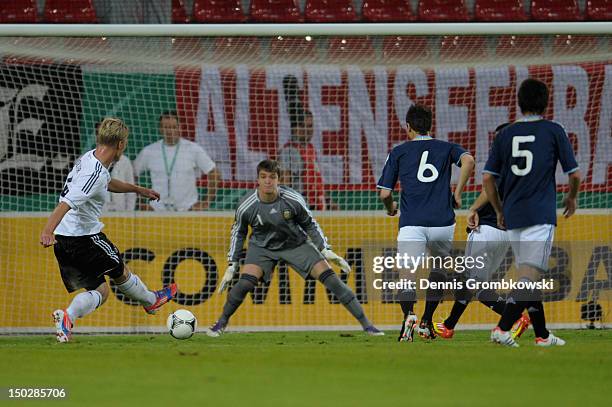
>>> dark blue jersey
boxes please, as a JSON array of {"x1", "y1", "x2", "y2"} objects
[
  {"x1": 469, "y1": 124, "x2": 510, "y2": 234},
  {"x1": 471, "y1": 202, "x2": 499, "y2": 233},
  {"x1": 470, "y1": 179, "x2": 505, "y2": 233},
  {"x1": 378, "y1": 135, "x2": 468, "y2": 228},
  {"x1": 483, "y1": 117, "x2": 579, "y2": 230}
]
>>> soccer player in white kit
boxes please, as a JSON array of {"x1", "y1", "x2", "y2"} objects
[
  {"x1": 40, "y1": 118, "x2": 177, "y2": 343},
  {"x1": 378, "y1": 104, "x2": 475, "y2": 341}
]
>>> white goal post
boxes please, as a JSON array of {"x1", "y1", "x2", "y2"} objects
[{"x1": 0, "y1": 22, "x2": 611, "y2": 36}]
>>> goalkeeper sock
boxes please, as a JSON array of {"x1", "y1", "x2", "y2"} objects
[
  {"x1": 219, "y1": 274, "x2": 258, "y2": 326},
  {"x1": 318, "y1": 269, "x2": 371, "y2": 328},
  {"x1": 66, "y1": 290, "x2": 102, "y2": 321},
  {"x1": 527, "y1": 301, "x2": 549, "y2": 339},
  {"x1": 115, "y1": 273, "x2": 156, "y2": 306},
  {"x1": 398, "y1": 289, "x2": 416, "y2": 318}
]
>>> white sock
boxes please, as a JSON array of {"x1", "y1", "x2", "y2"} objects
[
  {"x1": 66, "y1": 290, "x2": 102, "y2": 322},
  {"x1": 116, "y1": 273, "x2": 156, "y2": 306}
]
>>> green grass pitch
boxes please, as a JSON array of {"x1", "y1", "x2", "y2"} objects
[{"x1": 1, "y1": 330, "x2": 610, "y2": 406}]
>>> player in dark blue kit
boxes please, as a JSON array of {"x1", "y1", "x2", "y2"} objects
[
  {"x1": 378, "y1": 104, "x2": 475, "y2": 341},
  {"x1": 433, "y1": 123, "x2": 530, "y2": 341},
  {"x1": 484, "y1": 79, "x2": 581, "y2": 347}
]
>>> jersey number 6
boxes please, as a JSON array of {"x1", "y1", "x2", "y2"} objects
[
  {"x1": 417, "y1": 151, "x2": 439, "y2": 183},
  {"x1": 511, "y1": 135, "x2": 535, "y2": 176}
]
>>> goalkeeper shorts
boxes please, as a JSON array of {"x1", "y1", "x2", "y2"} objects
[{"x1": 244, "y1": 240, "x2": 325, "y2": 282}]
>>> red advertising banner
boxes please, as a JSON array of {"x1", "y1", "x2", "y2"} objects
[{"x1": 175, "y1": 63, "x2": 611, "y2": 191}]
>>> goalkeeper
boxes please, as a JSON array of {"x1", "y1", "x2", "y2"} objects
[{"x1": 207, "y1": 159, "x2": 383, "y2": 337}]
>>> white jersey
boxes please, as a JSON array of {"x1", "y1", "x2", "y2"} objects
[{"x1": 55, "y1": 150, "x2": 111, "y2": 236}]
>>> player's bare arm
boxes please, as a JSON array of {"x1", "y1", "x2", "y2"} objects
[
  {"x1": 482, "y1": 172, "x2": 504, "y2": 229},
  {"x1": 379, "y1": 189, "x2": 397, "y2": 216},
  {"x1": 467, "y1": 191, "x2": 490, "y2": 229},
  {"x1": 203, "y1": 167, "x2": 220, "y2": 209},
  {"x1": 453, "y1": 153, "x2": 475, "y2": 209},
  {"x1": 564, "y1": 170, "x2": 582, "y2": 218},
  {"x1": 40, "y1": 202, "x2": 72, "y2": 247},
  {"x1": 108, "y1": 178, "x2": 160, "y2": 201}
]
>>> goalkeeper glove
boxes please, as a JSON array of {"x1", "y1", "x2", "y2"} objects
[
  {"x1": 218, "y1": 261, "x2": 238, "y2": 293},
  {"x1": 322, "y1": 248, "x2": 351, "y2": 274}
]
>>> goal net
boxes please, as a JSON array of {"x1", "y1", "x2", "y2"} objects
[{"x1": 0, "y1": 26, "x2": 610, "y2": 334}]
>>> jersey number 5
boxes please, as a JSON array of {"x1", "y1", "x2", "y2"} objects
[
  {"x1": 417, "y1": 151, "x2": 439, "y2": 183},
  {"x1": 511, "y1": 135, "x2": 535, "y2": 176}
]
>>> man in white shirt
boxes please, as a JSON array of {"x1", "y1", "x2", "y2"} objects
[
  {"x1": 105, "y1": 154, "x2": 136, "y2": 211},
  {"x1": 134, "y1": 111, "x2": 219, "y2": 211},
  {"x1": 40, "y1": 117, "x2": 177, "y2": 343}
]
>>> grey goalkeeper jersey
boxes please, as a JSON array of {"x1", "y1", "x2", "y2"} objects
[{"x1": 227, "y1": 186, "x2": 329, "y2": 262}]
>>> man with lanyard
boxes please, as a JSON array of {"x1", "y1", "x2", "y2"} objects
[{"x1": 134, "y1": 111, "x2": 220, "y2": 211}]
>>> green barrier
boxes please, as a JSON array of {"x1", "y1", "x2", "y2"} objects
[{"x1": 80, "y1": 72, "x2": 177, "y2": 157}]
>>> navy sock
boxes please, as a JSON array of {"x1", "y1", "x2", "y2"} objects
[
  {"x1": 481, "y1": 299, "x2": 505, "y2": 315},
  {"x1": 444, "y1": 301, "x2": 467, "y2": 329},
  {"x1": 421, "y1": 270, "x2": 445, "y2": 322},
  {"x1": 398, "y1": 289, "x2": 416, "y2": 318},
  {"x1": 527, "y1": 301, "x2": 549, "y2": 339},
  {"x1": 498, "y1": 291, "x2": 526, "y2": 331}
]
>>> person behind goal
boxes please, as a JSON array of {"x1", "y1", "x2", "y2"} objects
[
  {"x1": 485, "y1": 79, "x2": 581, "y2": 347},
  {"x1": 207, "y1": 159, "x2": 384, "y2": 337},
  {"x1": 377, "y1": 104, "x2": 475, "y2": 342},
  {"x1": 40, "y1": 118, "x2": 177, "y2": 343}
]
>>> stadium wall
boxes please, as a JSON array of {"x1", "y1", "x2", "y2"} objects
[{"x1": 1, "y1": 213, "x2": 609, "y2": 332}]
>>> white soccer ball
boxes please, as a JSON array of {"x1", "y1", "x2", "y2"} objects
[{"x1": 167, "y1": 309, "x2": 197, "y2": 340}]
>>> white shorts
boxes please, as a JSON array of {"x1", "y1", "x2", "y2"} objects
[
  {"x1": 465, "y1": 225, "x2": 510, "y2": 282},
  {"x1": 508, "y1": 224, "x2": 555, "y2": 271},
  {"x1": 397, "y1": 224, "x2": 456, "y2": 271}
]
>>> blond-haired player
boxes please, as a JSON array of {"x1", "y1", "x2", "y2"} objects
[{"x1": 40, "y1": 118, "x2": 176, "y2": 342}]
